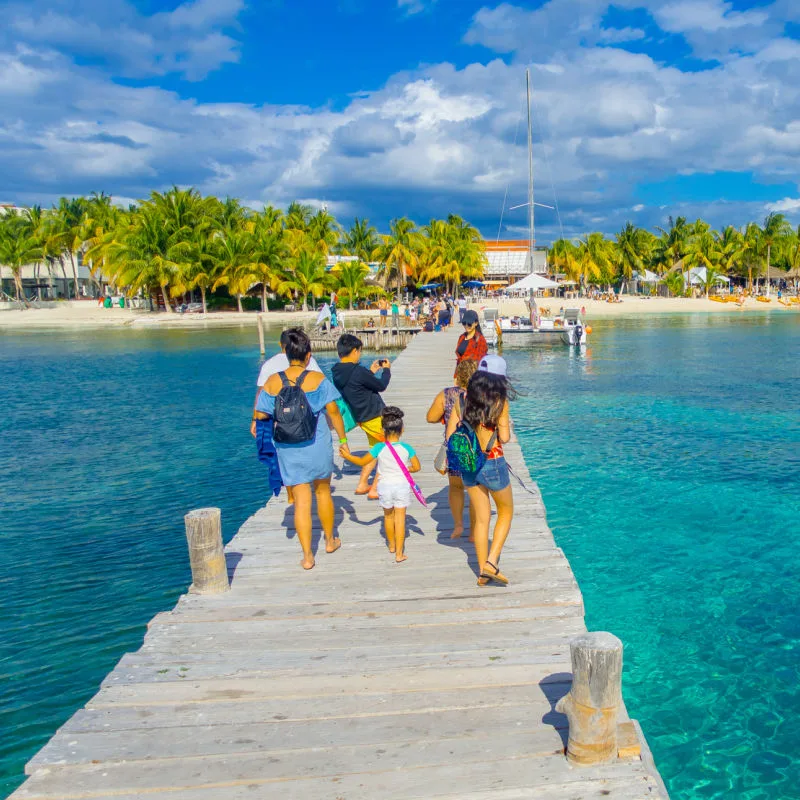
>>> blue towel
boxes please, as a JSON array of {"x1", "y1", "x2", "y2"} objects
[{"x1": 255, "y1": 418, "x2": 283, "y2": 497}]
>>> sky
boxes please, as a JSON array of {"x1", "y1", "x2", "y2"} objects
[{"x1": 1, "y1": 0, "x2": 799, "y2": 242}]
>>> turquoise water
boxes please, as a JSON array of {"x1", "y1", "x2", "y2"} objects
[
  {"x1": 508, "y1": 314, "x2": 800, "y2": 799},
  {"x1": 0, "y1": 325, "x2": 327, "y2": 798},
  {"x1": 1, "y1": 316, "x2": 798, "y2": 798}
]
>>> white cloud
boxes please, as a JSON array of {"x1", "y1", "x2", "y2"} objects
[
  {"x1": 1, "y1": 1, "x2": 800, "y2": 239},
  {"x1": 2, "y1": 0, "x2": 244, "y2": 80},
  {"x1": 768, "y1": 198, "x2": 800, "y2": 213},
  {"x1": 397, "y1": 0, "x2": 436, "y2": 15}
]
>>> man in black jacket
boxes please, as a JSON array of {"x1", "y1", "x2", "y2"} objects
[{"x1": 332, "y1": 333, "x2": 391, "y2": 498}]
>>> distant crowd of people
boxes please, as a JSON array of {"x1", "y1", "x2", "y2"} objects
[{"x1": 250, "y1": 313, "x2": 512, "y2": 585}]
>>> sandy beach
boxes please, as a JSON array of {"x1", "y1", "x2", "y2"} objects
[{"x1": 0, "y1": 295, "x2": 797, "y2": 330}]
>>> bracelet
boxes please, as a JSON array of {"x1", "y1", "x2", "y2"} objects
[{"x1": 339, "y1": 437, "x2": 347, "y2": 445}]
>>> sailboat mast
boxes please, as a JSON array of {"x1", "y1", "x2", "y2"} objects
[{"x1": 526, "y1": 68, "x2": 535, "y2": 273}]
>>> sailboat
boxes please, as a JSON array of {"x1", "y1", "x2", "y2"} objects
[{"x1": 485, "y1": 69, "x2": 588, "y2": 348}]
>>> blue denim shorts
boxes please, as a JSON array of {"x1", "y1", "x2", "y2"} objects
[{"x1": 462, "y1": 457, "x2": 510, "y2": 492}]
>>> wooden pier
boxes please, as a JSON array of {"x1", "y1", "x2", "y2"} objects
[{"x1": 11, "y1": 328, "x2": 668, "y2": 800}]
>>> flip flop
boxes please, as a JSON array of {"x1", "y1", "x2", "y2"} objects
[{"x1": 479, "y1": 560, "x2": 509, "y2": 585}]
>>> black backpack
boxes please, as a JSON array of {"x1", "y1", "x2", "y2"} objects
[{"x1": 273, "y1": 371, "x2": 318, "y2": 444}]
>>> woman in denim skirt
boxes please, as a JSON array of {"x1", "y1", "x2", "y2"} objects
[{"x1": 445, "y1": 354, "x2": 515, "y2": 586}]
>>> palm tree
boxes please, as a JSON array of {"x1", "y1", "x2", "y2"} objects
[
  {"x1": 759, "y1": 212, "x2": 792, "y2": 297},
  {"x1": 307, "y1": 209, "x2": 341, "y2": 255},
  {"x1": 334, "y1": 260, "x2": 371, "y2": 310},
  {"x1": 575, "y1": 233, "x2": 616, "y2": 288},
  {"x1": 0, "y1": 215, "x2": 42, "y2": 303},
  {"x1": 276, "y1": 248, "x2": 329, "y2": 311},
  {"x1": 285, "y1": 201, "x2": 312, "y2": 232},
  {"x1": 47, "y1": 197, "x2": 89, "y2": 298},
  {"x1": 684, "y1": 220, "x2": 722, "y2": 297},
  {"x1": 716, "y1": 226, "x2": 745, "y2": 280},
  {"x1": 741, "y1": 223, "x2": 763, "y2": 291},
  {"x1": 653, "y1": 216, "x2": 690, "y2": 275},
  {"x1": 614, "y1": 222, "x2": 650, "y2": 284},
  {"x1": 340, "y1": 217, "x2": 378, "y2": 261},
  {"x1": 210, "y1": 227, "x2": 256, "y2": 313},
  {"x1": 249, "y1": 209, "x2": 288, "y2": 312},
  {"x1": 372, "y1": 217, "x2": 421, "y2": 299},
  {"x1": 661, "y1": 270, "x2": 685, "y2": 297}
]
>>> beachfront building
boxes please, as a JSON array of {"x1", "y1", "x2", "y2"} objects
[
  {"x1": 483, "y1": 240, "x2": 548, "y2": 290},
  {"x1": 0, "y1": 257, "x2": 101, "y2": 301}
]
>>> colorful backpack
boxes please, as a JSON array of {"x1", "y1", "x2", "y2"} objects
[{"x1": 446, "y1": 397, "x2": 496, "y2": 476}]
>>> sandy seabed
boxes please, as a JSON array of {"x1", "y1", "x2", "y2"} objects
[{"x1": 0, "y1": 296, "x2": 797, "y2": 330}]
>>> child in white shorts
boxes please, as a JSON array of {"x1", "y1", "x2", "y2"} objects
[{"x1": 340, "y1": 406, "x2": 420, "y2": 562}]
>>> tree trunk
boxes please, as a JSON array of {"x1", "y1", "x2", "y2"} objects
[
  {"x1": 68, "y1": 251, "x2": 80, "y2": 299},
  {"x1": 236, "y1": 294, "x2": 243, "y2": 313},
  {"x1": 59, "y1": 257, "x2": 69, "y2": 297},
  {"x1": 201, "y1": 286, "x2": 207, "y2": 314},
  {"x1": 350, "y1": 294, "x2": 354, "y2": 311},
  {"x1": 13, "y1": 270, "x2": 23, "y2": 302},
  {"x1": 161, "y1": 283, "x2": 173, "y2": 313},
  {"x1": 748, "y1": 265, "x2": 752, "y2": 292},
  {"x1": 302, "y1": 295, "x2": 308, "y2": 312},
  {"x1": 766, "y1": 244, "x2": 771, "y2": 298},
  {"x1": 261, "y1": 284, "x2": 268, "y2": 313}
]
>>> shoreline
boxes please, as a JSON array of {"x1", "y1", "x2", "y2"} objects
[{"x1": 0, "y1": 296, "x2": 797, "y2": 331}]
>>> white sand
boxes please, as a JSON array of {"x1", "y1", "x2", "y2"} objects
[{"x1": 0, "y1": 296, "x2": 796, "y2": 330}]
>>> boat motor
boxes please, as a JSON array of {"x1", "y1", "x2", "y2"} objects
[{"x1": 573, "y1": 323, "x2": 584, "y2": 345}]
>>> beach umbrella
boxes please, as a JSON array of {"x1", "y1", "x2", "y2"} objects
[{"x1": 462, "y1": 280, "x2": 484, "y2": 288}]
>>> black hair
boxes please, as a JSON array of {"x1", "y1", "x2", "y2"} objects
[
  {"x1": 283, "y1": 328, "x2": 312, "y2": 362},
  {"x1": 381, "y1": 406, "x2": 404, "y2": 437},
  {"x1": 337, "y1": 333, "x2": 363, "y2": 359},
  {"x1": 280, "y1": 327, "x2": 304, "y2": 349},
  {"x1": 463, "y1": 372, "x2": 516, "y2": 429}
]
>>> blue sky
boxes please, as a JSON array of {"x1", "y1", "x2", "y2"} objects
[{"x1": 1, "y1": 0, "x2": 799, "y2": 242}]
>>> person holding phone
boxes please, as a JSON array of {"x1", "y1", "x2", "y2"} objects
[{"x1": 332, "y1": 334, "x2": 392, "y2": 499}]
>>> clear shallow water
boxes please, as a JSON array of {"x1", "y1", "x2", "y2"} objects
[
  {"x1": 0, "y1": 325, "x2": 338, "y2": 798},
  {"x1": 1, "y1": 316, "x2": 798, "y2": 799},
  {"x1": 507, "y1": 314, "x2": 800, "y2": 799}
]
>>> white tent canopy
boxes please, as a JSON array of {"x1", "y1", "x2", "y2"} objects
[
  {"x1": 685, "y1": 267, "x2": 730, "y2": 286},
  {"x1": 633, "y1": 269, "x2": 660, "y2": 283},
  {"x1": 503, "y1": 273, "x2": 559, "y2": 292}
]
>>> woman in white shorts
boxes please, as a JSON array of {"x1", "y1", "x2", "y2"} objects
[{"x1": 340, "y1": 407, "x2": 420, "y2": 562}]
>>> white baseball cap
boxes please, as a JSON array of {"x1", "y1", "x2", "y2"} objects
[{"x1": 477, "y1": 354, "x2": 507, "y2": 377}]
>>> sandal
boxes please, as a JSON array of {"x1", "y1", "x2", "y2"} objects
[{"x1": 479, "y1": 560, "x2": 509, "y2": 586}]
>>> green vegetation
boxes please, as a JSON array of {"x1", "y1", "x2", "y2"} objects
[
  {"x1": 2, "y1": 192, "x2": 797, "y2": 307},
  {"x1": 550, "y1": 215, "x2": 799, "y2": 296},
  {"x1": 0, "y1": 189, "x2": 487, "y2": 310}
]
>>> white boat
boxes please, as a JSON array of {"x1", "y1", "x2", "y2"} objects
[
  {"x1": 483, "y1": 306, "x2": 587, "y2": 347},
  {"x1": 488, "y1": 69, "x2": 590, "y2": 350}
]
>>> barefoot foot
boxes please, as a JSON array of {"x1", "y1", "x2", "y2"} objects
[
  {"x1": 301, "y1": 556, "x2": 315, "y2": 570},
  {"x1": 325, "y1": 537, "x2": 341, "y2": 554},
  {"x1": 450, "y1": 525, "x2": 464, "y2": 540},
  {"x1": 395, "y1": 553, "x2": 408, "y2": 563},
  {"x1": 367, "y1": 492, "x2": 379, "y2": 501}
]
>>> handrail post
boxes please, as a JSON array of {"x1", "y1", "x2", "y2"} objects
[
  {"x1": 184, "y1": 508, "x2": 229, "y2": 594},
  {"x1": 556, "y1": 631, "x2": 623, "y2": 765}
]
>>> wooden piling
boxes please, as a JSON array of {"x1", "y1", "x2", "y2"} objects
[
  {"x1": 183, "y1": 507, "x2": 229, "y2": 595},
  {"x1": 256, "y1": 313, "x2": 265, "y2": 355},
  {"x1": 556, "y1": 631, "x2": 623, "y2": 765}
]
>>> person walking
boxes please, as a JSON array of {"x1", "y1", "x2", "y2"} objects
[
  {"x1": 455, "y1": 309, "x2": 488, "y2": 371},
  {"x1": 426, "y1": 359, "x2": 478, "y2": 540},
  {"x1": 445, "y1": 355, "x2": 514, "y2": 586},
  {"x1": 332, "y1": 333, "x2": 392, "y2": 499},
  {"x1": 256, "y1": 329, "x2": 348, "y2": 570},
  {"x1": 457, "y1": 295, "x2": 468, "y2": 324},
  {"x1": 391, "y1": 299, "x2": 400, "y2": 332},
  {"x1": 251, "y1": 329, "x2": 324, "y2": 503},
  {"x1": 340, "y1": 407, "x2": 420, "y2": 563}
]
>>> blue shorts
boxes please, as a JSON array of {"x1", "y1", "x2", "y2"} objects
[
  {"x1": 462, "y1": 457, "x2": 510, "y2": 492},
  {"x1": 380, "y1": 309, "x2": 388, "y2": 316}
]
